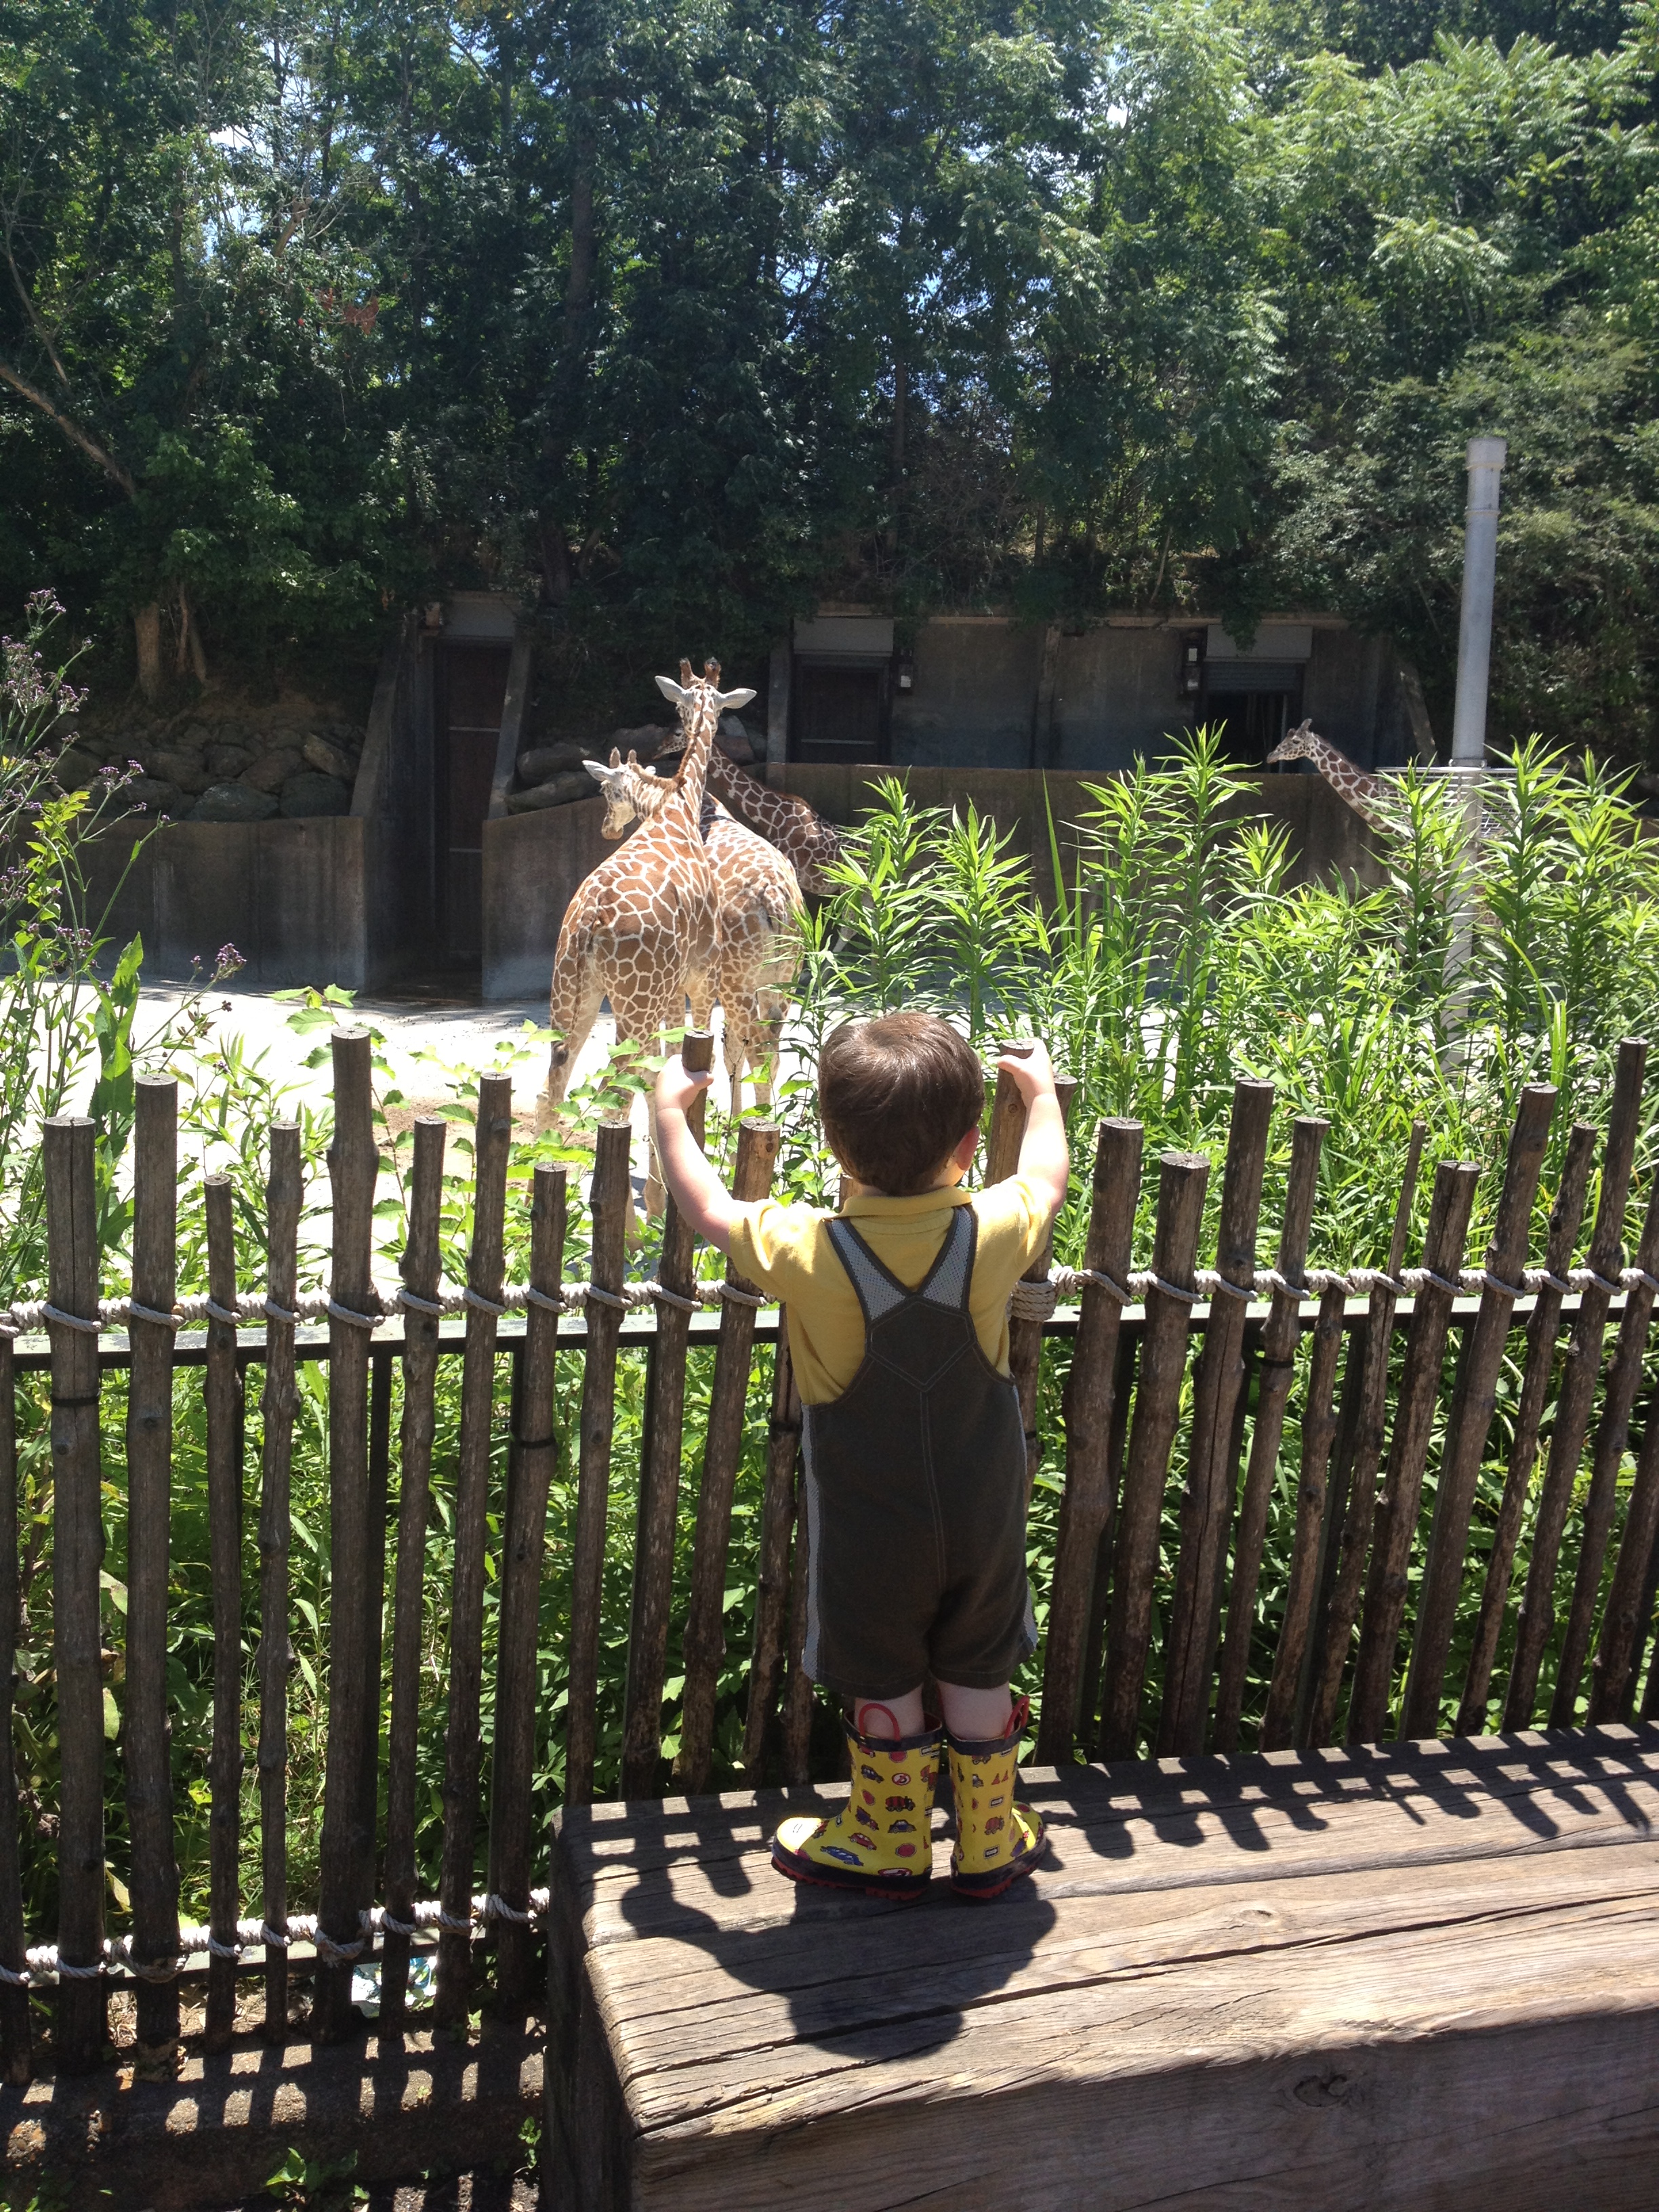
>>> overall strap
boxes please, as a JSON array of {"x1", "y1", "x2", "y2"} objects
[{"x1": 825, "y1": 1204, "x2": 977, "y2": 1326}]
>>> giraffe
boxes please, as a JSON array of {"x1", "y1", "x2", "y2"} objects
[
  {"x1": 1265, "y1": 719, "x2": 1506, "y2": 844},
  {"x1": 653, "y1": 724, "x2": 843, "y2": 895},
  {"x1": 583, "y1": 749, "x2": 804, "y2": 1111},
  {"x1": 1263, "y1": 721, "x2": 1398, "y2": 838},
  {"x1": 545, "y1": 658, "x2": 753, "y2": 1212}
]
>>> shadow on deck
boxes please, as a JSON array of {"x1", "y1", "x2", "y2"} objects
[{"x1": 546, "y1": 1723, "x2": 1659, "y2": 2211}]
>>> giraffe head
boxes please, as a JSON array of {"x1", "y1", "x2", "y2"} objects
[
  {"x1": 583, "y1": 747, "x2": 663, "y2": 840},
  {"x1": 654, "y1": 657, "x2": 755, "y2": 757},
  {"x1": 1263, "y1": 719, "x2": 1319, "y2": 768}
]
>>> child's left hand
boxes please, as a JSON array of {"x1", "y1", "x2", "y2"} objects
[{"x1": 656, "y1": 1055, "x2": 715, "y2": 1119}]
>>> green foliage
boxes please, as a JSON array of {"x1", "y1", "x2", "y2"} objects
[{"x1": 3, "y1": 2, "x2": 1657, "y2": 754}]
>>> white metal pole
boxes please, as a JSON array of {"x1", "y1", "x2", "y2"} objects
[{"x1": 1450, "y1": 436, "x2": 1507, "y2": 765}]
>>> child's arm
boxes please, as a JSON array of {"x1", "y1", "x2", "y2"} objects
[
  {"x1": 654, "y1": 1057, "x2": 738, "y2": 1253},
  {"x1": 994, "y1": 1040, "x2": 1070, "y2": 1222}
]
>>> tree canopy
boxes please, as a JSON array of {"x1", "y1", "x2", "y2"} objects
[{"x1": 2, "y1": 0, "x2": 1656, "y2": 758}]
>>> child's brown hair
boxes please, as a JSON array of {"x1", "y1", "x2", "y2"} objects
[{"x1": 818, "y1": 1012, "x2": 985, "y2": 1197}]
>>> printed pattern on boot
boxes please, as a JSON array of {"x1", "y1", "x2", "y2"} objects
[
  {"x1": 947, "y1": 1697, "x2": 1046, "y2": 1900},
  {"x1": 773, "y1": 1715, "x2": 940, "y2": 1900}
]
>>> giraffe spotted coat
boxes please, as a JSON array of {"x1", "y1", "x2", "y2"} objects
[{"x1": 583, "y1": 748, "x2": 804, "y2": 1112}]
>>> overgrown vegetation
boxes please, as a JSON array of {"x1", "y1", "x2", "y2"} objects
[{"x1": 3, "y1": 1, "x2": 1658, "y2": 757}]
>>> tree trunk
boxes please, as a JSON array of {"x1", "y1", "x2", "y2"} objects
[
  {"x1": 885, "y1": 355, "x2": 908, "y2": 556},
  {"x1": 176, "y1": 585, "x2": 208, "y2": 687},
  {"x1": 134, "y1": 604, "x2": 163, "y2": 703}
]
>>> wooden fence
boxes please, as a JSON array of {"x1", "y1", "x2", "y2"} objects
[{"x1": 3, "y1": 1029, "x2": 1658, "y2": 2083}]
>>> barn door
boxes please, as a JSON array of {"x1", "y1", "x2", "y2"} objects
[{"x1": 436, "y1": 642, "x2": 510, "y2": 960}]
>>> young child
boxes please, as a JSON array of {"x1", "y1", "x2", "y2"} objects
[{"x1": 654, "y1": 1010, "x2": 1069, "y2": 1902}]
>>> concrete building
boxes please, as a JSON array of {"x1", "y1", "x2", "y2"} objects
[{"x1": 773, "y1": 609, "x2": 1430, "y2": 774}]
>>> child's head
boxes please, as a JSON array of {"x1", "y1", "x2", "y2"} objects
[{"x1": 819, "y1": 1012, "x2": 984, "y2": 1196}]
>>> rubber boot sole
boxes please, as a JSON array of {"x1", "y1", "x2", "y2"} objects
[{"x1": 771, "y1": 1839, "x2": 930, "y2": 1902}]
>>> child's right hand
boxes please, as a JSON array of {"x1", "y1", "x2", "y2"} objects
[
  {"x1": 656, "y1": 1055, "x2": 715, "y2": 1119},
  {"x1": 995, "y1": 1040, "x2": 1057, "y2": 1100}
]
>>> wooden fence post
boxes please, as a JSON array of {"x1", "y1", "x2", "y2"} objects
[
  {"x1": 1214, "y1": 1113, "x2": 1326, "y2": 1755},
  {"x1": 0, "y1": 1328, "x2": 30, "y2": 2081},
  {"x1": 985, "y1": 1057, "x2": 1079, "y2": 1469},
  {"x1": 676, "y1": 1118, "x2": 781, "y2": 1795},
  {"x1": 45, "y1": 1115, "x2": 106, "y2": 2072},
  {"x1": 1401, "y1": 1085, "x2": 1557, "y2": 1738},
  {"x1": 204, "y1": 1176, "x2": 244, "y2": 2049},
  {"x1": 1305, "y1": 1125, "x2": 1425, "y2": 1744},
  {"x1": 1553, "y1": 1168, "x2": 1659, "y2": 1724},
  {"x1": 314, "y1": 1031, "x2": 380, "y2": 2042},
  {"x1": 124, "y1": 1077, "x2": 181, "y2": 2061},
  {"x1": 1589, "y1": 1383, "x2": 1659, "y2": 1722},
  {"x1": 1348, "y1": 1158, "x2": 1481, "y2": 1744},
  {"x1": 1098, "y1": 1151, "x2": 1208, "y2": 1761},
  {"x1": 567, "y1": 1118, "x2": 632, "y2": 1807},
  {"x1": 258, "y1": 1120, "x2": 302, "y2": 2041},
  {"x1": 489, "y1": 1161, "x2": 567, "y2": 2014},
  {"x1": 1504, "y1": 1037, "x2": 1647, "y2": 1727},
  {"x1": 1260, "y1": 1275, "x2": 1346, "y2": 1753},
  {"x1": 782, "y1": 1465, "x2": 815, "y2": 1786},
  {"x1": 434, "y1": 1071, "x2": 513, "y2": 2026},
  {"x1": 1455, "y1": 1121, "x2": 1597, "y2": 1736},
  {"x1": 1082, "y1": 1337, "x2": 1139, "y2": 1755},
  {"x1": 743, "y1": 1319, "x2": 800, "y2": 1784},
  {"x1": 380, "y1": 1115, "x2": 445, "y2": 2036},
  {"x1": 621, "y1": 1032, "x2": 714, "y2": 1801},
  {"x1": 1160, "y1": 1081, "x2": 1274, "y2": 1757},
  {"x1": 1036, "y1": 1118, "x2": 1143, "y2": 1768}
]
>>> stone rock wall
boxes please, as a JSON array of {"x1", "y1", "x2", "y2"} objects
[{"x1": 59, "y1": 706, "x2": 367, "y2": 823}]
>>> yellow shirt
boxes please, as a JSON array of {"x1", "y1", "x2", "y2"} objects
[{"x1": 728, "y1": 1179, "x2": 1052, "y2": 1405}]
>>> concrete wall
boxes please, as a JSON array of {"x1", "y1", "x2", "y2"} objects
[
  {"x1": 85, "y1": 815, "x2": 381, "y2": 989},
  {"x1": 886, "y1": 617, "x2": 1418, "y2": 775},
  {"x1": 477, "y1": 766, "x2": 1386, "y2": 1002},
  {"x1": 82, "y1": 623, "x2": 432, "y2": 992},
  {"x1": 482, "y1": 792, "x2": 615, "y2": 1000}
]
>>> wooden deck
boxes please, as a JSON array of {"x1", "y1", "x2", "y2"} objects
[{"x1": 546, "y1": 1724, "x2": 1659, "y2": 2211}]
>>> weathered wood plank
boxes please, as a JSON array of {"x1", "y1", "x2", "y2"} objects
[
  {"x1": 1455, "y1": 1120, "x2": 1597, "y2": 1736},
  {"x1": 123, "y1": 1077, "x2": 181, "y2": 2061},
  {"x1": 623, "y1": 1032, "x2": 715, "y2": 1799},
  {"x1": 1260, "y1": 1279, "x2": 1345, "y2": 1751},
  {"x1": 1401, "y1": 1084, "x2": 1555, "y2": 1738},
  {"x1": 1161, "y1": 1080, "x2": 1274, "y2": 1755},
  {"x1": 676, "y1": 1121, "x2": 780, "y2": 1794},
  {"x1": 742, "y1": 1321, "x2": 800, "y2": 1783},
  {"x1": 257, "y1": 1120, "x2": 302, "y2": 2039},
  {"x1": 1348, "y1": 1158, "x2": 1480, "y2": 1744},
  {"x1": 1037, "y1": 1118, "x2": 1142, "y2": 1767},
  {"x1": 1214, "y1": 1113, "x2": 1325, "y2": 1753},
  {"x1": 1505, "y1": 1036, "x2": 1647, "y2": 1727},
  {"x1": 1551, "y1": 1168, "x2": 1659, "y2": 1724},
  {"x1": 567, "y1": 1119, "x2": 632, "y2": 1807},
  {"x1": 45, "y1": 1115, "x2": 107, "y2": 2071},
  {"x1": 313, "y1": 1031, "x2": 380, "y2": 2041},
  {"x1": 0, "y1": 1330, "x2": 28, "y2": 2080},
  {"x1": 489, "y1": 1160, "x2": 567, "y2": 2013},
  {"x1": 380, "y1": 1115, "x2": 445, "y2": 2036},
  {"x1": 1305, "y1": 1124, "x2": 1425, "y2": 1744},
  {"x1": 1099, "y1": 1151, "x2": 1208, "y2": 1759},
  {"x1": 203, "y1": 1176, "x2": 243, "y2": 2049},
  {"x1": 435, "y1": 1071, "x2": 513, "y2": 2023},
  {"x1": 548, "y1": 1729, "x2": 1659, "y2": 2212}
]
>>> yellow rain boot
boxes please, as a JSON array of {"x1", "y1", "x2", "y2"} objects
[
  {"x1": 947, "y1": 1694, "x2": 1046, "y2": 1900},
  {"x1": 772, "y1": 1708, "x2": 940, "y2": 1901}
]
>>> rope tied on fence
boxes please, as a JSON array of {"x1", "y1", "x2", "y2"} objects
[
  {"x1": 1400, "y1": 1265, "x2": 1466, "y2": 1298},
  {"x1": 327, "y1": 1298, "x2": 383, "y2": 1331},
  {"x1": 41, "y1": 1302, "x2": 100, "y2": 1334}
]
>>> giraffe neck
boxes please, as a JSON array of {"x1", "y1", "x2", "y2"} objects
[
  {"x1": 707, "y1": 752, "x2": 827, "y2": 863},
  {"x1": 1307, "y1": 737, "x2": 1391, "y2": 832},
  {"x1": 666, "y1": 693, "x2": 718, "y2": 822}
]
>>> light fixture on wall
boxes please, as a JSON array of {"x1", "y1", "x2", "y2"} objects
[
  {"x1": 1179, "y1": 630, "x2": 1204, "y2": 699},
  {"x1": 895, "y1": 650, "x2": 916, "y2": 693}
]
